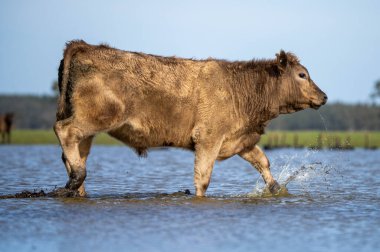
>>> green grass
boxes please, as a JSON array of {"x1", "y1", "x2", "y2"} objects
[
  {"x1": 260, "y1": 131, "x2": 380, "y2": 148},
  {"x1": 9, "y1": 129, "x2": 121, "y2": 145},
  {"x1": 4, "y1": 129, "x2": 380, "y2": 148},
  {"x1": 10, "y1": 130, "x2": 58, "y2": 145}
]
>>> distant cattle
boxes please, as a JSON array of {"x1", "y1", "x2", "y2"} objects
[
  {"x1": 54, "y1": 40, "x2": 327, "y2": 196},
  {"x1": 0, "y1": 113, "x2": 14, "y2": 144}
]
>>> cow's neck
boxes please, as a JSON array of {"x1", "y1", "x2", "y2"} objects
[{"x1": 229, "y1": 64, "x2": 281, "y2": 128}]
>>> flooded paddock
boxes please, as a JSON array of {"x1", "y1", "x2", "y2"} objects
[{"x1": 0, "y1": 145, "x2": 379, "y2": 252}]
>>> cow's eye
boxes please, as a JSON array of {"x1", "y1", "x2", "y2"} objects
[{"x1": 299, "y1": 73, "x2": 307, "y2": 79}]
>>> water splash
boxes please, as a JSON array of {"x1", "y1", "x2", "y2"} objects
[
  {"x1": 248, "y1": 181, "x2": 289, "y2": 198},
  {"x1": 282, "y1": 162, "x2": 329, "y2": 186},
  {"x1": 248, "y1": 149, "x2": 339, "y2": 198}
]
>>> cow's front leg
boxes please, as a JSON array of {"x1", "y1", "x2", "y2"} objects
[
  {"x1": 193, "y1": 138, "x2": 224, "y2": 197},
  {"x1": 239, "y1": 145, "x2": 281, "y2": 193}
]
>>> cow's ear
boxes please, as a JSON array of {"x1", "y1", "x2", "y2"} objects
[{"x1": 276, "y1": 50, "x2": 288, "y2": 72}]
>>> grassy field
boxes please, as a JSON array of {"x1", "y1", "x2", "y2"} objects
[
  {"x1": 8, "y1": 130, "x2": 120, "y2": 145},
  {"x1": 3, "y1": 129, "x2": 380, "y2": 149},
  {"x1": 260, "y1": 131, "x2": 380, "y2": 149}
]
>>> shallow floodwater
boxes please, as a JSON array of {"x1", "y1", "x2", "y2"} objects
[{"x1": 0, "y1": 145, "x2": 379, "y2": 252}]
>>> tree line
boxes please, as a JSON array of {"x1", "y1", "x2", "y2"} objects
[{"x1": 0, "y1": 94, "x2": 380, "y2": 130}]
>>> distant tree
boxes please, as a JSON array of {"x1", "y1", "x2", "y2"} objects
[
  {"x1": 370, "y1": 79, "x2": 380, "y2": 104},
  {"x1": 52, "y1": 80, "x2": 59, "y2": 97}
]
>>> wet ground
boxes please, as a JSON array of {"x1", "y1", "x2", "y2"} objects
[{"x1": 0, "y1": 145, "x2": 379, "y2": 252}]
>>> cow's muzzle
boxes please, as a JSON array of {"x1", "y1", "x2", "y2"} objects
[
  {"x1": 311, "y1": 93, "x2": 328, "y2": 109},
  {"x1": 321, "y1": 94, "x2": 328, "y2": 105}
]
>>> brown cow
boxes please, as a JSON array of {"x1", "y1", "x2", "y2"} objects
[
  {"x1": 0, "y1": 113, "x2": 14, "y2": 144},
  {"x1": 54, "y1": 40, "x2": 327, "y2": 197}
]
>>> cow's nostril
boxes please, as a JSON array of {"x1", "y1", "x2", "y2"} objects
[{"x1": 321, "y1": 94, "x2": 328, "y2": 105}]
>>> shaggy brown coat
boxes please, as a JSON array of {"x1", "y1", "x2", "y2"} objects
[{"x1": 54, "y1": 40, "x2": 327, "y2": 196}]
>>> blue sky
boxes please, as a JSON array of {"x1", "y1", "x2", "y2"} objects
[{"x1": 0, "y1": 0, "x2": 379, "y2": 103}]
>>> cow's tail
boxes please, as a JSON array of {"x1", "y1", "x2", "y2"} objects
[{"x1": 56, "y1": 40, "x2": 88, "y2": 121}]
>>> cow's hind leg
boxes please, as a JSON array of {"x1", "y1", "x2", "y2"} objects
[
  {"x1": 239, "y1": 145, "x2": 281, "y2": 194},
  {"x1": 54, "y1": 118, "x2": 90, "y2": 194},
  {"x1": 77, "y1": 136, "x2": 94, "y2": 195},
  {"x1": 60, "y1": 135, "x2": 94, "y2": 196}
]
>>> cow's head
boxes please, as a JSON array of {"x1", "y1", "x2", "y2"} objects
[{"x1": 275, "y1": 50, "x2": 327, "y2": 114}]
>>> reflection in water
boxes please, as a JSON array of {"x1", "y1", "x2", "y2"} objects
[{"x1": 0, "y1": 146, "x2": 379, "y2": 252}]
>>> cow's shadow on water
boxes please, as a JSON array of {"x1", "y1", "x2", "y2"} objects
[
  {"x1": 0, "y1": 185, "x2": 291, "y2": 202},
  {"x1": 0, "y1": 187, "x2": 83, "y2": 199},
  {"x1": 0, "y1": 188, "x2": 193, "y2": 199}
]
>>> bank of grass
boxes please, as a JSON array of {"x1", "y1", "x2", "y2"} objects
[
  {"x1": 4, "y1": 129, "x2": 380, "y2": 148},
  {"x1": 261, "y1": 131, "x2": 380, "y2": 149},
  {"x1": 9, "y1": 130, "x2": 121, "y2": 145}
]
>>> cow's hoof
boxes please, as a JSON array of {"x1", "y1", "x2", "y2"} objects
[
  {"x1": 65, "y1": 170, "x2": 86, "y2": 190},
  {"x1": 266, "y1": 181, "x2": 289, "y2": 196},
  {"x1": 65, "y1": 179, "x2": 82, "y2": 191},
  {"x1": 77, "y1": 186, "x2": 87, "y2": 197},
  {"x1": 268, "y1": 181, "x2": 281, "y2": 194}
]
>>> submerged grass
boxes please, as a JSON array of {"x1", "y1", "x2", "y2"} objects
[{"x1": 3, "y1": 129, "x2": 380, "y2": 148}]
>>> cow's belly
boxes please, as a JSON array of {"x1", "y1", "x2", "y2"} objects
[
  {"x1": 217, "y1": 133, "x2": 261, "y2": 160},
  {"x1": 108, "y1": 118, "x2": 194, "y2": 151}
]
